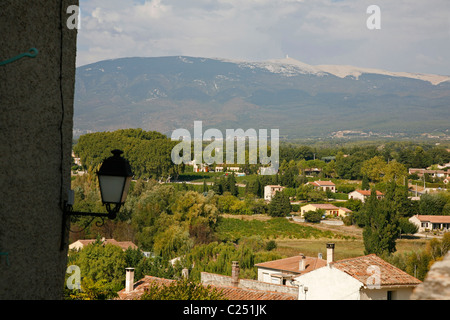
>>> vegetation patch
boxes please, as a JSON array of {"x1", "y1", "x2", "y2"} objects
[{"x1": 215, "y1": 217, "x2": 340, "y2": 242}]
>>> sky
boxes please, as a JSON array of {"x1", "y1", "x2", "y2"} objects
[{"x1": 75, "y1": 0, "x2": 450, "y2": 75}]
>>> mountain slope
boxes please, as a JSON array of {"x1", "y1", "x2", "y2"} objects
[{"x1": 74, "y1": 56, "x2": 450, "y2": 139}]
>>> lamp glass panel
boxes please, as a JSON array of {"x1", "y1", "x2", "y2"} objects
[
  {"x1": 120, "y1": 176, "x2": 132, "y2": 203},
  {"x1": 99, "y1": 175, "x2": 126, "y2": 204}
]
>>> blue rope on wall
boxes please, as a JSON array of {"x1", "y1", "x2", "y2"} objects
[{"x1": 0, "y1": 48, "x2": 38, "y2": 66}]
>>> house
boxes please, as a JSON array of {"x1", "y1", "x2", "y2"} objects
[
  {"x1": 348, "y1": 189, "x2": 384, "y2": 203},
  {"x1": 117, "y1": 263, "x2": 296, "y2": 300},
  {"x1": 409, "y1": 215, "x2": 450, "y2": 232},
  {"x1": 71, "y1": 151, "x2": 82, "y2": 166},
  {"x1": 69, "y1": 238, "x2": 138, "y2": 251},
  {"x1": 264, "y1": 185, "x2": 285, "y2": 201},
  {"x1": 408, "y1": 168, "x2": 450, "y2": 179},
  {"x1": 300, "y1": 203, "x2": 352, "y2": 218},
  {"x1": 303, "y1": 168, "x2": 321, "y2": 176},
  {"x1": 255, "y1": 252, "x2": 328, "y2": 285},
  {"x1": 294, "y1": 244, "x2": 421, "y2": 300},
  {"x1": 337, "y1": 207, "x2": 353, "y2": 217},
  {"x1": 308, "y1": 180, "x2": 336, "y2": 193},
  {"x1": 193, "y1": 161, "x2": 209, "y2": 172}
]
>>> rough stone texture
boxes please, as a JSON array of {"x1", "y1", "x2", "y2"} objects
[
  {"x1": 410, "y1": 252, "x2": 450, "y2": 300},
  {"x1": 0, "y1": 1, "x2": 77, "y2": 299}
]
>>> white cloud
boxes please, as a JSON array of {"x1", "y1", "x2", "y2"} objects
[{"x1": 75, "y1": 0, "x2": 450, "y2": 75}]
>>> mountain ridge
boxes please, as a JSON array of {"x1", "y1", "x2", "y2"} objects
[{"x1": 74, "y1": 56, "x2": 450, "y2": 139}]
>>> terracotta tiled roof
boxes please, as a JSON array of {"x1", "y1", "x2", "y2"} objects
[
  {"x1": 331, "y1": 254, "x2": 421, "y2": 286},
  {"x1": 354, "y1": 190, "x2": 384, "y2": 196},
  {"x1": 216, "y1": 286, "x2": 295, "y2": 300},
  {"x1": 310, "y1": 180, "x2": 335, "y2": 186},
  {"x1": 307, "y1": 204, "x2": 339, "y2": 210},
  {"x1": 414, "y1": 215, "x2": 450, "y2": 223},
  {"x1": 117, "y1": 276, "x2": 296, "y2": 300},
  {"x1": 255, "y1": 255, "x2": 327, "y2": 275}
]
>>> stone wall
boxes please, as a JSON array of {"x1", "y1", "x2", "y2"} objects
[
  {"x1": 201, "y1": 272, "x2": 299, "y2": 296},
  {"x1": 0, "y1": 1, "x2": 78, "y2": 299}
]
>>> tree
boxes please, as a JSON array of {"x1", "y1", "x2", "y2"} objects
[
  {"x1": 361, "y1": 188, "x2": 400, "y2": 256},
  {"x1": 268, "y1": 191, "x2": 291, "y2": 217},
  {"x1": 361, "y1": 175, "x2": 370, "y2": 190},
  {"x1": 202, "y1": 179, "x2": 208, "y2": 193},
  {"x1": 73, "y1": 129, "x2": 180, "y2": 180},
  {"x1": 68, "y1": 242, "x2": 127, "y2": 298},
  {"x1": 227, "y1": 174, "x2": 239, "y2": 197},
  {"x1": 419, "y1": 193, "x2": 448, "y2": 215},
  {"x1": 141, "y1": 279, "x2": 227, "y2": 300},
  {"x1": 383, "y1": 160, "x2": 408, "y2": 185},
  {"x1": 398, "y1": 217, "x2": 418, "y2": 235},
  {"x1": 248, "y1": 176, "x2": 263, "y2": 198},
  {"x1": 403, "y1": 233, "x2": 450, "y2": 281},
  {"x1": 303, "y1": 210, "x2": 323, "y2": 223},
  {"x1": 212, "y1": 177, "x2": 223, "y2": 195},
  {"x1": 361, "y1": 156, "x2": 386, "y2": 182}
]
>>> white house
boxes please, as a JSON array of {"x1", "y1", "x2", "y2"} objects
[
  {"x1": 255, "y1": 253, "x2": 327, "y2": 285},
  {"x1": 409, "y1": 215, "x2": 450, "y2": 232},
  {"x1": 192, "y1": 161, "x2": 209, "y2": 172},
  {"x1": 348, "y1": 189, "x2": 384, "y2": 203},
  {"x1": 264, "y1": 185, "x2": 285, "y2": 201},
  {"x1": 294, "y1": 249, "x2": 421, "y2": 300}
]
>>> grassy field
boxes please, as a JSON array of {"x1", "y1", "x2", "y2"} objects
[
  {"x1": 274, "y1": 238, "x2": 428, "y2": 261},
  {"x1": 220, "y1": 214, "x2": 429, "y2": 261}
]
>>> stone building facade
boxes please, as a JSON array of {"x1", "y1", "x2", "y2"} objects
[{"x1": 0, "y1": 1, "x2": 78, "y2": 299}]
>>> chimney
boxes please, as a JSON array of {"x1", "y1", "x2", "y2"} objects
[
  {"x1": 299, "y1": 253, "x2": 306, "y2": 271},
  {"x1": 125, "y1": 267, "x2": 135, "y2": 293},
  {"x1": 231, "y1": 261, "x2": 240, "y2": 287},
  {"x1": 326, "y1": 243, "x2": 335, "y2": 264}
]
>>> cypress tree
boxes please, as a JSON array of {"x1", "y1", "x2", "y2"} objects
[
  {"x1": 268, "y1": 191, "x2": 291, "y2": 217},
  {"x1": 361, "y1": 175, "x2": 370, "y2": 190},
  {"x1": 362, "y1": 187, "x2": 400, "y2": 256}
]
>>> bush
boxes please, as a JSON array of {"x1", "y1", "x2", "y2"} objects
[
  {"x1": 337, "y1": 184, "x2": 356, "y2": 193},
  {"x1": 265, "y1": 240, "x2": 277, "y2": 251},
  {"x1": 399, "y1": 218, "x2": 418, "y2": 235},
  {"x1": 303, "y1": 210, "x2": 323, "y2": 223}
]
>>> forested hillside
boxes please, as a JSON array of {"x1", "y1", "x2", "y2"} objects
[{"x1": 73, "y1": 128, "x2": 181, "y2": 179}]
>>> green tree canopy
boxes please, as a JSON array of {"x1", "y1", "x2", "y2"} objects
[
  {"x1": 73, "y1": 128, "x2": 180, "y2": 179},
  {"x1": 361, "y1": 188, "x2": 400, "y2": 256},
  {"x1": 268, "y1": 191, "x2": 291, "y2": 217}
]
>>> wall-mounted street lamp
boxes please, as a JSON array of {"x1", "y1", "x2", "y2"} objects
[{"x1": 60, "y1": 149, "x2": 133, "y2": 250}]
